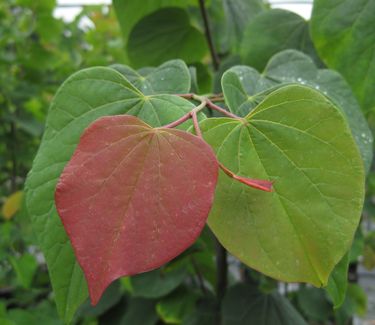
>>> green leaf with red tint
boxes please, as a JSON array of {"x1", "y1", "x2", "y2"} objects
[{"x1": 55, "y1": 115, "x2": 218, "y2": 305}]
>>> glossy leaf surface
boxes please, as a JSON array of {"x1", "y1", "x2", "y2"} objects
[
  {"x1": 311, "y1": 0, "x2": 375, "y2": 112},
  {"x1": 201, "y1": 85, "x2": 365, "y2": 286},
  {"x1": 222, "y1": 50, "x2": 373, "y2": 172},
  {"x1": 55, "y1": 115, "x2": 219, "y2": 305},
  {"x1": 112, "y1": 59, "x2": 190, "y2": 95},
  {"x1": 24, "y1": 67, "x2": 198, "y2": 321}
]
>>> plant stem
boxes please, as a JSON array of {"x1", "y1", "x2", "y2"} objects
[
  {"x1": 198, "y1": 0, "x2": 220, "y2": 70},
  {"x1": 163, "y1": 99, "x2": 207, "y2": 129},
  {"x1": 175, "y1": 93, "x2": 240, "y2": 119},
  {"x1": 206, "y1": 100, "x2": 239, "y2": 119},
  {"x1": 190, "y1": 256, "x2": 208, "y2": 295},
  {"x1": 215, "y1": 238, "x2": 227, "y2": 300},
  {"x1": 219, "y1": 163, "x2": 273, "y2": 192}
]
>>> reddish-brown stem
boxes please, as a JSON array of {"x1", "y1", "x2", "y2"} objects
[
  {"x1": 219, "y1": 163, "x2": 273, "y2": 192},
  {"x1": 191, "y1": 111, "x2": 202, "y2": 138},
  {"x1": 206, "y1": 100, "x2": 239, "y2": 119},
  {"x1": 163, "y1": 112, "x2": 191, "y2": 129},
  {"x1": 175, "y1": 93, "x2": 240, "y2": 119},
  {"x1": 175, "y1": 93, "x2": 194, "y2": 99}
]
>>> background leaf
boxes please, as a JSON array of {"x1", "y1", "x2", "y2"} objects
[
  {"x1": 326, "y1": 252, "x2": 349, "y2": 308},
  {"x1": 2, "y1": 191, "x2": 23, "y2": 220},
  {"x1": 127, "y1": 8, "x2": 208, "y2": 68},
  {"x1": 222, "y1": 284, "x2": 307, "y2": 324},
  {"x1": 240, "y1": 9, "x2": 319, "y2": 70},
  {"x1": 222, "y1": 0, "x2": 267, "y2": 52},
  {"x1": 311, "y1": 0, "x2": 375, "y2": 112},
  {"x1": 131, "y1": 265, "x2": 188, "y2": 299}
]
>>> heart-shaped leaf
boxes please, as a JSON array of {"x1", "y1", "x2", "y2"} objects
[
  {"x1": 201, "y1": 85, "x2": 364, "y2": 287},
  {"x1": 111, "y1": 59, "x2": 191, "y2": 95},
  {"x1": 55, "y1": 115, "x2": 219, "y2": 305},
  {"x1": 127, "y1": 8, "x2": 208, "y2": 67},
  {"x1": 222, "y1": 50, "x2": 373, "y2": 173},
  {"x1": 24, "y1": 67, "x2": 201, "y2": 322},
  {"x1": 113, "y1": 0, "x2": 194, "y2": 42},
  {"x1": 240, "y1": 9, "x2": 319, "y2": 70}
]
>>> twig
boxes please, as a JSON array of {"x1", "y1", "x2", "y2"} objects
[
  {"x1": 175, "y1": 93, "x2": 240, "y2": 119},
  {"x1": 215, "y1": 239, "x2": 227, "y2": 300},
  {"x1": 206, "y1": 100, "x2": 239, "y2": 119},
  {"x1": 198, "y1": 0, "x2": 220, "y2": 70},
  {"x1": 190, "y1": 256, "x2": 208, "y2": 296}
]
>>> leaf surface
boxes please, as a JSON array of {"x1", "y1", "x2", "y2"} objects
[
  {"x1": 311, "y1": 0, "x2": 375, "y2": 112},
  {"x1": 201, "y1": 85, "x2": 364, "y2": 286},
  {"x1": 222, "y1": 284, "x2": 307, "y2": 324},
  {"x1": 113, "y1": 0, "x2": 194, "y2": 42},
  {"x1": 222, "y1": 0, "x2": 266, "y2": 51},
  {"x1": 2, "y1": 191, "x2": 23, "y2": 220},
  {"x1": 127, "y1": 8, "x2": 208, "y2": 67},
  {"x1": 240, "y1": 9, "x2": 318, "y2": 70},
  {"x1": 222, "y1": 50, "x2": 373, "y2": 172},
  {"x1": 326, "y1": 253, "x2": 349, "y2": 308},
  {"x1": 112, "y1": 59, "x2": 190, "y2": 95},
  {"x1": 24, "y1": 67, "x2": 198, "y2": 321},
  {"x1": 131, "y1": 266, "x2": 187, "y2": 299},
  {"x1": 55, "y1": 115, "x2": 219, "y2": 304}
]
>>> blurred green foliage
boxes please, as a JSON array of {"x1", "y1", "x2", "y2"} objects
[{"x1": 1, "y1": 0, "x2": 375, "y2": 324}]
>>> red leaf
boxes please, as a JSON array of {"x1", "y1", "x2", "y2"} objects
[{"x1": 55, "y1": 115, "x2": 219, "y2": 305}]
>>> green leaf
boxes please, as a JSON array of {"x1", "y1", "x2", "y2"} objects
[
  {"x1": 24, "y1": 67, "x2": 196, "y2": 322},
  {"x1": 7, "y1": 301, "x2": 63, "y2": 325},
  {"x1": 120, "y1": 298, "x2": 158, "y2": 325},
  {"x1": 363, "y1": 231, "x2": 375, "y2": 270},
  {"x1": 350, "y1": 229, "x2": 365, "y2": 266},
  {"x1": 311, "y1": 0, "x2": 375, "y2": 112},
  {"x1": 240, "y1": 9, "x2": 318, "y2": 70},
  {"x1": 127, "y1": 8, "x2": 208, "y2": 68},
  {"x1": 222, "y1": 0, "x2": 267, "y2": 51},
  {"x1": 326, "y1": 253, "x2": 349, "y2": 308},
  {"x1": 113, "y1": 0, "x2": 194, "y2": 42},
  {"x1": 77, "y1": 281, "x2": 122, "y2": 318},
  {"x1": 156, "y1": 288, "x2": 199, "y2": 324},
  {"x1": 201, "y1": 85, "x2": 365, "y2": 286},
  {"x1": 9, "y1": 253, "x2": 38, "y2": 289},
  {"x1": 188, "y1": 63, "x2": 212, "y2": 94},
  {"x1": 296, "y1": 287, "x2": 332, "y2": 321},
  {"x1": 182, "y1": 298, "x2": 218, "y2": 325},
  {"x1": 221, "y1": 50, "x2": 373, "y2": 173},
  {"x1": 222, "y1": 284, "x2": 307, "y2": 324},
  {"x1": 111, "y1": 59, "x2": 191, "y2": 95},
  {"x1": 131, "y1": 266, "x2": 187, "y2": 299}
]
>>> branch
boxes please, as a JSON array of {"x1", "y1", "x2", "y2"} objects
[
  {"x1": 198, "y1": 0, "x2": 220, "y2": 70},
  {"x1": 175, "y1": 93, "x2": 240, "y2": 119}
]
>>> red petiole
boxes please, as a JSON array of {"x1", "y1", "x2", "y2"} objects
[{"x1": 164, "y1": 93, "x2": 273, "y2": 193}]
